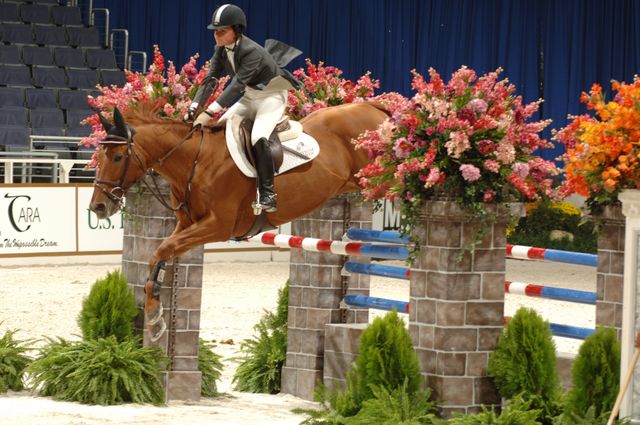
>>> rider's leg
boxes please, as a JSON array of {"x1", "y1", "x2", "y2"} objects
[{"x1": 251, "y1": 91, "x2": 287, "y2": 211}]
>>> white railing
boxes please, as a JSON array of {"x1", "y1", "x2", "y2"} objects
[{"x1": 1, "y1": 158, "x2": 92, "y2": 184}]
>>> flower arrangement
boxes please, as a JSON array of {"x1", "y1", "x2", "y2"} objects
[
  {"x1": 556, "y1": 76, "x2": 640, "y2": 211},
  {"x1": 286, "y1": 58, "x2": 380, "y2": 120},
  {"x1": 354, "y1": 66, "x2": 561, "y2": 247}
]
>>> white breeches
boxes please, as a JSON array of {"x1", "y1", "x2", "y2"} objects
[{"x1": 221, "y1": 88, "x2": 288, "y2": 145}]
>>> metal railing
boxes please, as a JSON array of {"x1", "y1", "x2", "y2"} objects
[
  {"x1": 110, "y1": 29, "x2": 129, "y2": 70},
  {"x1": 128, "y1": 50, "x2": 147, "y2": 72},
  {"x1": 90, "y1": 8, "x2": 110, "y2": 48}
]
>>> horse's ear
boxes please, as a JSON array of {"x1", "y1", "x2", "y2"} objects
[
  {"x1": 98, "y1": 113, "x2": 113, "y2": 132},
  {"x1": 113, "y1": 107, "x2": 127, "y2": 134}
]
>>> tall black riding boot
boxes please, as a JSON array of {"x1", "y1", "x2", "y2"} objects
[{"x1": 254, "y1": 137, "x2": 277, "y2": 212}]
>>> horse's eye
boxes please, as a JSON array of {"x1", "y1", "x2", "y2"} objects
[{"x1": 113, "y1": 153, "x2": 123, "y2": 163}]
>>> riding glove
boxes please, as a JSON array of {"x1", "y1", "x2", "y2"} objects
[{"x1": 192, "y1": 102, "x2": 223, "y2": 128}]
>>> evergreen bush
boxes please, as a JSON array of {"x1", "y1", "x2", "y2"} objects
[
  {"x1": 199, "y1": 338, "x2": 224, "y2": 397},
  {"x1": 0, "y1": 328, "x2": 32, "y2": 392},
  {"x1": 29, "y1": 336, "x2": 166, "y2": 405},
  {"x1": 447, "y1": 394, "x2": 541, "y2": 424},
  {"x1": 233, "y1": 282, "x2": 288, "y2": 393},
  {"x1": 78, "y1": 270, "x2": 138, "y2": 342},
  {"x1": 487, "y1": 308, "x2": 561, "y2": 424},
  {"x1": 563, "y1": 327, "x2": 620, "y2": 419}
]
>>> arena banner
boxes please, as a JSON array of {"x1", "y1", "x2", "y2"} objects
[
  {"x1": 76, "y1": 186, "x2": 124, "y2": 252},
  {"x1": 0, "y1": 186, "x2": 76, "y2": 254}
]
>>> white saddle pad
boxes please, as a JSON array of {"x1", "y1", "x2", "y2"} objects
[{"x1": 225, "y1": 115, "x2": 320, "y2": 178}]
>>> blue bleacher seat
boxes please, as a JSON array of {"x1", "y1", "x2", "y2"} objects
[
  {"x1": 0, "y1": 125, "x2": 31, "y2": 150},
  {"x1": 19, "y1": 3, "x2": 51, "y2": 24},
  {"x1": 66, "y1": 67, "x2": 99, "y2": 90},
  {"x1": 66, "y1": 108, "x2": 92, "y2": 128},
  {"x1": 0, "y1": 106, "x2": 29, "y2": 125},
  {"x1": 0, "y1": 87, "x2": 25, "y2": 107},
  {"x1": 51, "y1": 5, "x2": 82, "y2": 26},
  {"x1": 66, "y1": 27, "x2": 100, "y2": 48},
  {"x1": 22, "y1": 45, "x2": 54, "y2": 66},
  {"x1": 34, "y1": 24, "x2": 67, "y2": 46},
  {"x1": 65, "y1": 126, "x2": 90, "y2": 137},
  {"x1": 31, "y1": 0, "x2": 61, "y2": 4},
  {"x1": 1, "y1": 22, "x2": 34, "y2": 44},
  {"x1": 85, "y1": 48, "x2": 118, "y2": 69},
  {"x1": 0, "y1": 64, "x2": 32, "y2": 87},
  {"x1": 53, "y1": 46, "x2": 84, "y2": 67},
  {"x1": 32, "y1": 65, "x2": 66, "y2": 88},
  {"x1": 0, "y1": 3, "x2": 20, "y2": 22},
  {"x1": 32, "y1": 126, "x2": 65, "y2": 137},
  {"x1": 99, "y1": 69, "x2": 126, "y2": 87},
  {"x1": 58, "y1": 89, "x2": 90, "y2": 109},
  {"x1": 0, "y1": 45, "x2": 21, "y2": 65},
  {"x1": 30, "y1": 108, "x2": 64, "y2": 127},
  {"x1": 25, "y1": 87, "x2": 57, "y2": 108}
]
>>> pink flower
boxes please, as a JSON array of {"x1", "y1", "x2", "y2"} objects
[
  {"x1": 445, "y1": 131, "x2": 470, "y2": 158},
  {"x1": 392, "y1": 137, "x2": 412, "y2": 159},
  {"x1": 483, "y1": 159, "x2": 501, "y2": 173},
  {"x1": 172, "y1": 83, "x2": 186, "y2": 97},
  {"x1": 424, "y1": 167, "x2": 441, "y2": 188},
  {"x1": 495, "y1": 141, "x2": 516, "y2": 164},
  {"x1": 476, "y1": 139, "x2": 495, "y2": 155},
  {"x1": 163, "y1": 103, "x2": 175, "y2": 115},
  {"x1": 511, "y1": 162, "x2": 530, "y2": 178},
  {"x1": 468, "y1": 98, "x2": 488, "y2": 114},
  {"x1": 459, "y1": 164, "x2": 481, "y2": 182},
  {"x1": 483, "y1": 189, "x2": 496, "y2": 203}
]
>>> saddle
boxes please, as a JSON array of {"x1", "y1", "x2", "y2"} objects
[{"x1": 239, "y1": 115, "x2": 302, "y2": 172}]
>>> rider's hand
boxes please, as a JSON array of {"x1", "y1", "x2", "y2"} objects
[
  {"x1": 183, "y1": 106, "x2": 197, "y2": 122},
  {"x1": 193, "y1": 110, "x2": 214, "y2": 128}
]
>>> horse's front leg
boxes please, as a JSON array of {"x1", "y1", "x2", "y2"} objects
[{"x1": 143, "y1": 213, "x2": 234, "y2": 341}]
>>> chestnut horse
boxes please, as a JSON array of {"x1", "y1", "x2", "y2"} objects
[{"x1": 89, "y1": 102, "x2": 387, "y2": 339}]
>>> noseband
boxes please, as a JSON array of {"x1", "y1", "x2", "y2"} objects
[{"x1": 94, "y1": 128, "x2": 140, "y2": 204}]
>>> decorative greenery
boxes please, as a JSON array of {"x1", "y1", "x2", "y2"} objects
[
  {"x1": 78, "y1": 269, "x2": 139, "y2": 342},
  {"x1": 556, "y1": 76, "x2": 640, "y2": 212},
  {"x1": 563, "y1": 327, "x2": 620, "y2": 419},
  {"x1": 508, "y1": 201, "x2": 597, "y2": 253},
  {"x1": 199, "y1": 338, "x2": 224, "y2": 397},
  {"x1": 447, "y1": 394, "x2": 541, "y2": 424},
  {"x1": 0, "y1": 328, "x2": 32, "y2": 393},
  {"x1": 355, "y1": 66, "x2": 561, "y2": 253},
  {"x1": 488, "y1": 308, "x2": 561, "y2": 424},
  {"x1": 552, "y1": 406, "x2": 630, "y2": 425},
  {"x1": 232, "y1": 282, "x2": 288, "y2": 393},
  {"x1": 29, "y1": 336, "x2": 167, "y2": 405}
]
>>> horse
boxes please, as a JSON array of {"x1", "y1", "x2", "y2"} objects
[{"x1": 89, "y1": 101, "x2": 388, "y2": 339}]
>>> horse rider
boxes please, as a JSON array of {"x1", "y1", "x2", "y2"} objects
[{"x1": 185, "y1": 3, "x2": 301, "y2": 213}]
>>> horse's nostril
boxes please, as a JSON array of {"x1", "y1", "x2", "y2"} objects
[{"x1": 93, "y1": 203, "x2": 106, "y2": 213}]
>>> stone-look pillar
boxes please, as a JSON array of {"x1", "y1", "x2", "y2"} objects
[
  {"x1": 121, "y1": 175, "x2": 203, "y2": 402},
  {"x1": 618, "y1": 190, "x2": 640, "y2": 420},
  {"x1": 409, "y1": 201, "x2": 521, "y2": 417},
  {"x1": 281, "y1": 195, "x2": 372, "y2": 400},
  {"x1": 595, "y1": 204, "x2": 625, "y2": 340}
]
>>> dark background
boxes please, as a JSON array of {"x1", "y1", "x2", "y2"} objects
[{"x1": 87, "y1": 0, "x2": 640, "y2": 160}]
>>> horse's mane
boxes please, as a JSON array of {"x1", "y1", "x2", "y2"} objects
[{"x1": 122, "y1": 100, "x2": 224, "y2": 134}]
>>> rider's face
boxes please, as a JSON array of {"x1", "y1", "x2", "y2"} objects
[{"x1": 214, "y1": 26, "x2": 237, "y2": 46}]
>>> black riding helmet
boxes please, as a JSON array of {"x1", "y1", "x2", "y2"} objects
[{"x1": 208, "y1": 4, "x2": 247, "y2": 35}]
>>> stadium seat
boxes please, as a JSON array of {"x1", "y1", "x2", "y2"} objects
[
  {"x1": 53, "y1": 46, "x2": 85, "y2": 67},
  {"x1": 58, "y1": 89, "x2": 90, "y2": 109},
  {"x1": 32, "y1": 65, "x2": 66, "y2": 88},
  {"x1": 30, "y1": 108, "x2": 64, "y2": 127},
  {"x1": 0, "y1": 3, "x2": 20, "y2": 22},
  {"x1": 66, "y1": 108, "x2": 93, "y2": 128},
  {"x1": 0, "y1": 45, "x2": 22, "y2": 65},
  {"x1": 85, "y1": 48, "x2": 118, "y2": 69},
  {"x1": 0, "y1": 126, "x2": 31, "y2": 151},
  {"x1": 66, "y1": 27, "x2": 101, "y2": 48},
  {"x1": 25, "y1": 87, "x2": 57, "y2": 108},
  {"x1": 0, "y1": 106, "x2": 29, "y2": 125},
  {"x1": 34, "y1": 24, "x2": 67, "y2": 46},
  {"x1": 66, "y1": 67, "x2": 99, "y2": 90},
  {"x1": 51, "y1": 6, "x2": 82, "y2": 26},
  {"x1": 0, "y1": 64, "x2": 32, "y2": 87},
  {"x1": 31, "y1": 0, "x2": 62, "y2": 4},
  {"x1": 0, "y1": 87, "x2": 25, "y2": 107},
  {"x1": 1, "y1": 22, "x2": 34, "y2": 44},
  {"x1": 99, "y1": 69, "x2": 126, "y2": 87},
  {"x1": 65, "y1": 126, "x2": 91, "y2": 137},
  {"x1": 19, "y1": 3, "x2": 51, "y2": 24},
  {"x1": 22, "y1": 45, "x2": 54, "y2": 66},
  {"x1": 32, "y1": 126, "x2": 65, "y2": 137}
]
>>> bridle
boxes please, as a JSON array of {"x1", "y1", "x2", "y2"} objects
[{"x1": 94, "y1": 125, "x2": 205, "y2": 222}]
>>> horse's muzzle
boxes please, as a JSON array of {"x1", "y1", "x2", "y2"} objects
[{"x1": 90, "y1": 200, "x2": 118, "y2": 219}]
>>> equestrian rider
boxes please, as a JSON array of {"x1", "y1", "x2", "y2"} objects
[{"x1": 185, "y1": 4, "x2": 300, "y2": 213}]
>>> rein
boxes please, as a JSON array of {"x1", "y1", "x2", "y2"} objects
[{"x1": 94, "y1": 126, "x2": 205, "y2": 223}]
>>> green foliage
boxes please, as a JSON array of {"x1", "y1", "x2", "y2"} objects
[
  {"x1": 508, "y1": 201, "x2": 596, "y2": 254},
  {"x1": 447, "y1": 394, "x2": 541, "y2": 424},
  {"x1": 0, "y1": 328, "x2": 32, "y2": 392},
  {"x1": 199, "y1": 338, "x2": 223, "y2": 397},
  {"x1": 488, "y1": 308, "x2": 561, "y2": 424},
  {"x1": 232, "y1": 282, "x2": 288, "y2": 393},
  {"x1": 348, "y1": 380, "x2": 439, "y2": 424},
  {"x1": 78, "y1": 270, "x2": 139, "y2": 342},
  {"x1": 29, "y1": 336, "x2": 166, "y2": 405},
  {"x1": 553, "y1": 406, "x2": 630, "y2": 425},
  {"x1": 564, "y1": 327, "x2": 620, "y2": 419}
]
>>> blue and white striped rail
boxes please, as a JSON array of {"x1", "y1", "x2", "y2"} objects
[
  {"x1": 343, "y1": 295, "x2": 594, "y2": 340},
  {"x1": 345, "y1": 228, "x2": 409, "y2": 245},
  {"x1": 507, "y1": 244, "x2": 597, "y2": 267},
  {"x1": 343, "y1": 262, "x2": 596, "y2": 305}
]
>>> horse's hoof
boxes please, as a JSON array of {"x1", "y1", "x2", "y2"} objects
[
  {"x1": 145, "y1": 303, "x2": 164, "y2": 325},
  {"x1": 148, "y1": 318, "x2": 166, "y2": 342}
]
